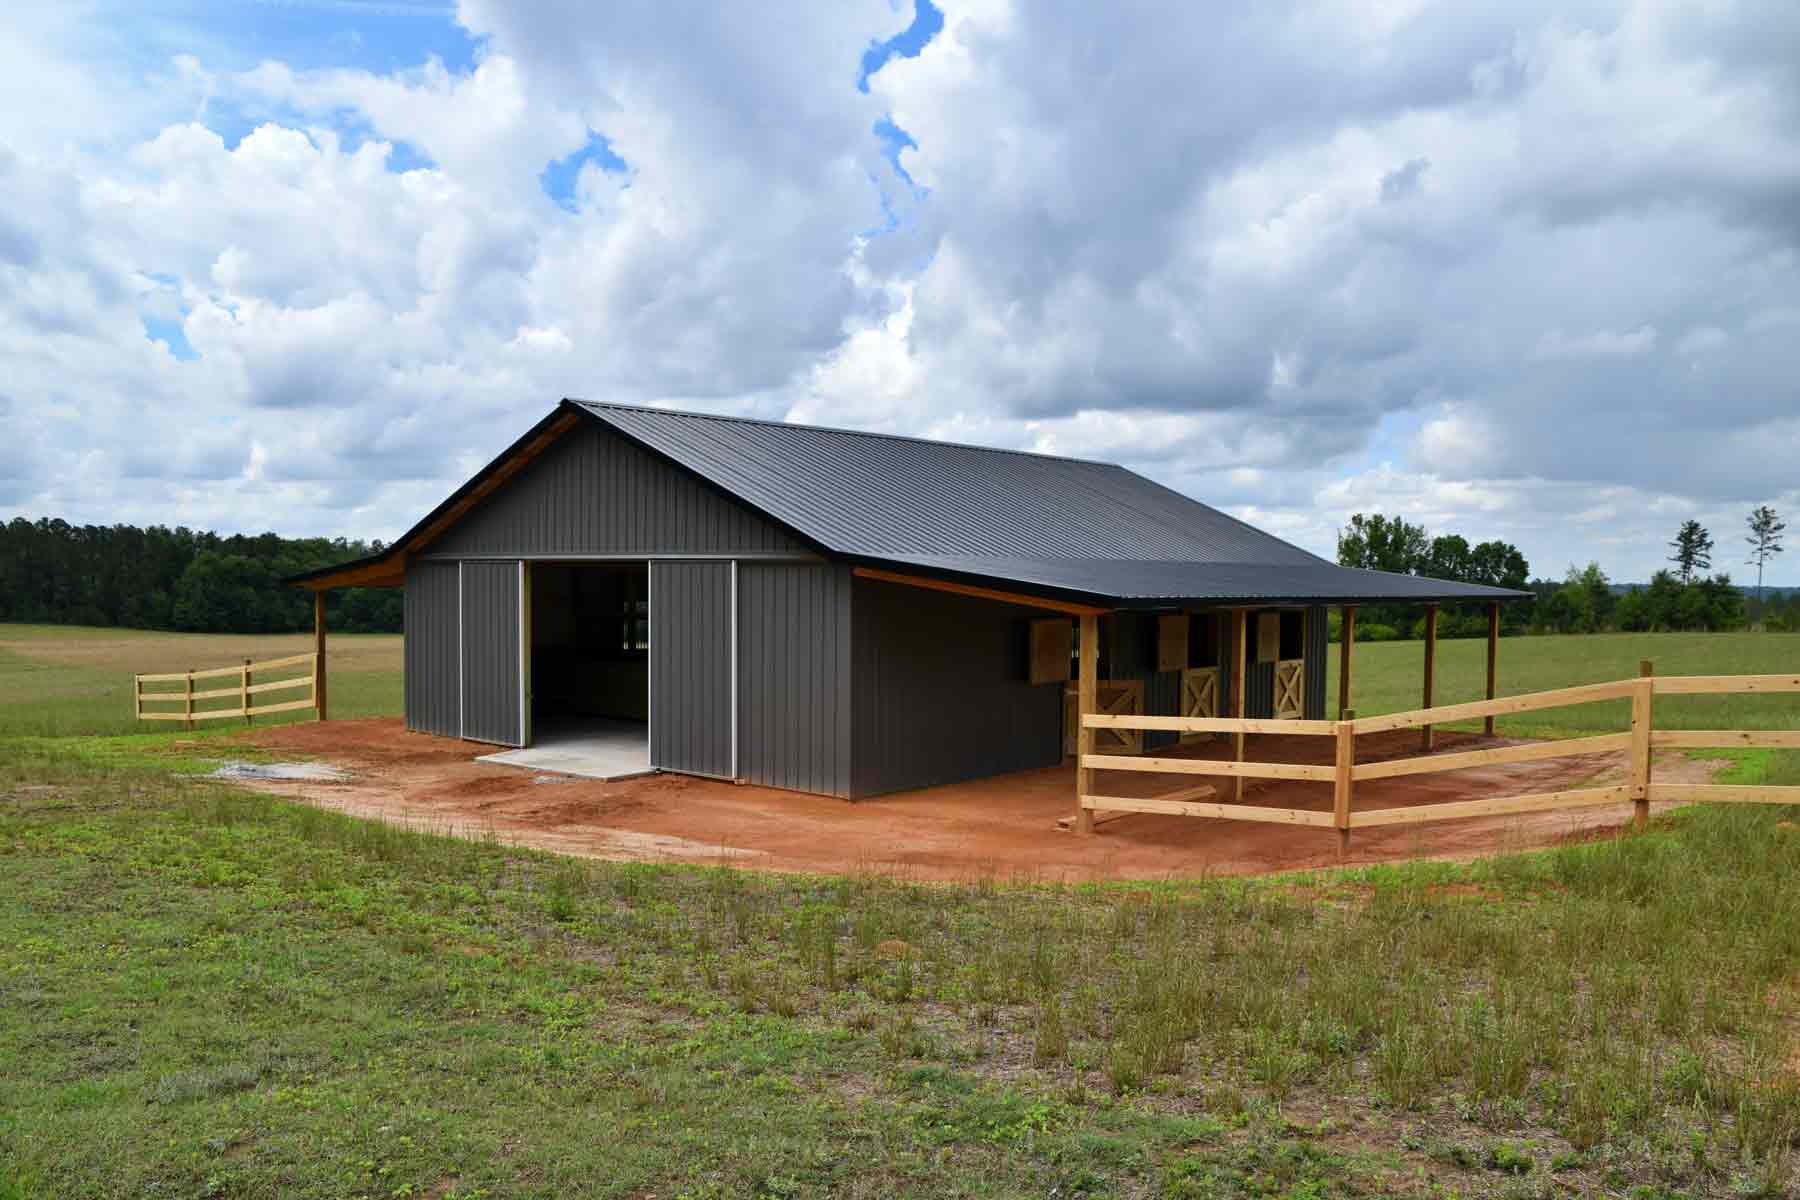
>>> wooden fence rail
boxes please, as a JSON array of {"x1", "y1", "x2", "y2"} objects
[
  {"x1": 135, "y1": 652, "x2": 320, "y2": 728},
  {"x1": 1077, "y1": 664, "x2": 1800, "y2": 853}
]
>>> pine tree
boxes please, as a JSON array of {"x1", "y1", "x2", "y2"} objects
[
  {"x1": 1746, "y1": 505, "x2": 1787, "y2": 617},
  {"x1": 1669, "y1": 520, "x2": 1714, "y2": 585}
]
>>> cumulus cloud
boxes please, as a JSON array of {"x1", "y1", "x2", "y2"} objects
[{"x1": 1, "y1": 0, "x2": 1797, "y2": 583}]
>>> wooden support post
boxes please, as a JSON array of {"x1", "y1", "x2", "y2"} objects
[
  {"x1": 1484, "y1": 602, "x2": 1500, "y2": 737},
  {"x1": 1420, "y1": 605, "x2": 1439, "y2": 751},
  {"x1": 1075, "y1": 612, "x2": 1099, "y2": 834},
  {"x1": 1338, "y1": 606, "x2": 1357, "y2": 720},
  {"x1": 1334, "y1": 710, "x2": 1356, "y2": 860},
  {"x1": 184, "y1": 668, "x2": 194, "y2": 732},
  {"x1": 1630, "y1": 659, "x2": 1654, "y2": 830},
  {"x1": 242, "y1": 658, "x2": 252, "y2": 726},
  {"x1": 1231, "y1": 608, "x2": 1249, "y2": 803},
  {"x1": 313, "y1": 591, "x2": 329, "y2": 721},
  {"x1": 134, "y1": 675, "x2": 142, "y2": 722}
]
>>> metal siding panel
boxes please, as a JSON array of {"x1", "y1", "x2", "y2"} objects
[
  {"x1": 848, "y1": 576, "x2": 1061, "y2": 799},
  {"x1": 649, "y1": 562, "x2": 732, "y2": 777},
  {"x1": 1304, "y1": 605, "x2": 1328, "y2": 721},
  {"x1": 459, "y1": 561, "x2": 522, "y2": 745},
  {"x1": 735, "y1": 563, "x2": 850, "y2": 797},
  {"x1": 404, "y1": 561, "x2": 461, "y2": 737},
  {"x1": 428, "y1": 423, "x2": 805, "y2": 558}
]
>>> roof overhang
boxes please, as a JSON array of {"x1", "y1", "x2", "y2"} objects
[{"x1": 284, "y1": 407, "x2": 583, "y2": 590}]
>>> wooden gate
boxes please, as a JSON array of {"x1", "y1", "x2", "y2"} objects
[
  {"x1": 1181, "y1": 667, "x2": 1219, "y2": 719},
  {"x1": 1093, "y1": 680, "x2": 1145, "y2": 754},
  {"x1": 1274, "y1": 659, "x2": 1304, "y2": 719}
]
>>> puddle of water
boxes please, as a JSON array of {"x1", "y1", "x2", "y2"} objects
[{"x1": 211, "y1": 761, "x2": 348, "y2": 783}]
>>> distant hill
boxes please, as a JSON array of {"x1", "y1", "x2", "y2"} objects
[{"x1": 1608, "y1": 583, "x2": 1798, "y2": 598}]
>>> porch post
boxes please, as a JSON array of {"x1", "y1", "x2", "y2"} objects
[
  {"x1": 1484, "y1": 601, "x2": 1500, "y2": 737},
  {"x1": 314, "y1": 590, "x2": 329, "y2": 722},
  {"x1": 1075, "y1": 612, "x2": 1099, "y2": 835},
  {"x1": 1231, "y1": 608, "x2": 1249, "y2": 803},
  {"x1": 1338, "y1": 605, "x2": 1357, "y2": 720},
  {"x1": 1420, "y1": 603, "x2": 1438, "y2": 751}
]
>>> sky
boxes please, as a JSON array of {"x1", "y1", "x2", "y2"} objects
[{"x1": 2, "y1": 0, "x2": 1797, "y2": 585}]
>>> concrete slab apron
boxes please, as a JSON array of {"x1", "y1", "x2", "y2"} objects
[{"x1": 476, "y1": 722, "x2": 654, "y2": 782}]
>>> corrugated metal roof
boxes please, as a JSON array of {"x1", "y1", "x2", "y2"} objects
[{"x1": 573, "y1": 401, "x2": 1528, "y2": 606}]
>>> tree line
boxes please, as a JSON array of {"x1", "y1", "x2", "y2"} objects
[
  {"x1": 1336, "y1": 507, "x2": 1792, "y2": 638},
  {"x1": 1536, "y1": 509, "x2": 1791, "y2": 633},
  {"x1": 0, "y1": 517, "x2": 402, "y2": 634},
  {"x1": 1334, "y1": 513, "x2": 1531, "y2": 639}
]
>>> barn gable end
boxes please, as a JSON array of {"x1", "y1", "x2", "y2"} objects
[{"x1": 421, "y1": 420, "x2": 810, "y2": 560}]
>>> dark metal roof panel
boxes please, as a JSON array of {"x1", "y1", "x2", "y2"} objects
[
  {"x1": 574, "y1": 401, "x2": 1326, "y2": 565},
  {"x1": 873, "y1": 555, "x2": 1531, "y2": 605}
]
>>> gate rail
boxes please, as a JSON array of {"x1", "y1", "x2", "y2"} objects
[
  {"x1": 135, "y1": 652, "x2": 320, "y2": 728},
  {"x1": 1078, "y1": 667, "x2": 1800, "y2": 848}
]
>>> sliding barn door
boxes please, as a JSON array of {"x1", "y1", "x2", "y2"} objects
[
  {"x1": 649, "y1": 561, "x2": 734, "y2": 779},
  {"x1": 460, "y1": 560, "x2": 525, "y2": 746}
]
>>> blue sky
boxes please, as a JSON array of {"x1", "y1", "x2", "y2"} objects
[{"x1": 2, "y1": 1, "x2": 1795, "y2": 583}]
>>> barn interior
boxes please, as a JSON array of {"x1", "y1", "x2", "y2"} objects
[{"x1": 513, "y1": 561, "x2": 650, "y2": 774}]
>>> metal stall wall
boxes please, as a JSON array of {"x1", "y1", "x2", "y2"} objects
[
  {"x1": 850, "y1": 575, "x2": 1062, "y2": 799},
  {"x1": 648, "y1": 561, "x2": 734, "y2": 779},
  {"x1": 1303, "y1": 604, "x2": 1327, "y2": 721},
  {"x1": 1240, "y1": 606, "x2": 1328, "y2": 719},
  {"x1": 404, "y1": 560, "x2": 461, "y2": 737},
  {"x1": 459, "y1": 561, "x2": 524, "y2": 745},
  {"x1": 426, "y1": 422, "x2": 806, "y2": 558},
  {"x1": 738, "y1": 563, "x2": 853, "y2": 797}
]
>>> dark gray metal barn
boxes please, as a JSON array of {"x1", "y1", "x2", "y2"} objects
[{"x1": 291, "y1": 400, "x2": 1526, "y2": 799}]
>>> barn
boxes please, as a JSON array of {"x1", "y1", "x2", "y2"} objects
[{"x1": 289, "y1": 400, "x2": 1527, "y2": 799}]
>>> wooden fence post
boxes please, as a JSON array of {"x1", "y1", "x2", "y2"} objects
[
  {"x1": 1231, "y1": 608, "x2": 1249, "y2": 803},
  {"x1": 1334, "y1": 710, "x2": 1356, "y2": 860},
  {"x1": 313, "y1": 591, "x2": 329, "y2": 722},
  {"x1": 1421, "y1": 605, "x2": 1439, "y2": 751},
  {"x1": 1075, "y1": 612, "x2": 1099, "y2": 835},
  {"x1": 1629, "y1": 659, "x2": 1654, "y2": 830},
  {"x1": 242, "y1": 658, "x2": 253, "y2": 726},
  {"x1": 134, "y1": 675, "x2": 142, "y2": 722},
  {"x1": 1484, "y1": 602, "x2": 1500, "y2": 737},
  {"x1": 1338, "y1": 606, "x2": 1356, "y2": 721},
  {"x1": 184, "y1": 669, "x2": 194, "y2": 732}
]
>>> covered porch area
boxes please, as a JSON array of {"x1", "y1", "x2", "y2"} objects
[{"x1": 1069, "y1": 598, "x2": 1508, "y2": 835}]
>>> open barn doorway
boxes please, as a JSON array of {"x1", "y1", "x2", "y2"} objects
[{"x1": 488, "y1": 561, "x2": 650, "y2": 779}]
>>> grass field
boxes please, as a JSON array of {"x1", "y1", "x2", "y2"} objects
[
  {"x1": 0, "y1": 624, "x2": 401, "y2": 738},
  {"x1": 1328, "y1": 631, "x2": 1800, "y2": 741},
  {"x1": 4, "y1": 624, "x2": 1800, "y2": 1196}
]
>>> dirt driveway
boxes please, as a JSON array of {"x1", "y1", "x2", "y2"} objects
[{"x1": 230, "y1": 718, "x2": 1719, "y2": 882}]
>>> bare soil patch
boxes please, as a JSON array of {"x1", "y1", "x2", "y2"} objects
[{"x1": 233, "y1": 718, "x2": 1723, "y2": 881}]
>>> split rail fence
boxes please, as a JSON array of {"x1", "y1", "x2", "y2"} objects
[
  {"x1": 1079, "y1": 667, "x2": 1800, "y2": 848},
  {"x1": 134, "y1": 652, "x2": 320, "y2": 728}
]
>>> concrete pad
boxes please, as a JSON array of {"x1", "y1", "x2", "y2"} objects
[{"x1": 477, "y1": 720, "x2": 652, "y2": 781}]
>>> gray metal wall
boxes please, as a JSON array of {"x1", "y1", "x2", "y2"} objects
[
  {"x1": 404, "y1": 560, "x2": 461, "y2": 737},
  {"x1": 426, "y1": 423, "x2": 806, "y2": 558},
  {"x1": 649, "y1": 561, "x2": 734, "y2": 778},
  {"x1": 460, "y1": 561, "x2": 523, "y2": 745},
  {"x1": 1304, "y1": 605, "x2": 1327, "y2": 721},
  {"x1": 1240, "y1": 606, "x2": 1328, "y2": 720},
  {"x1": 736, "y1": 563, "x2": 853, "y2": 796},
  {"x1": 850, "y1": 575, "x2": 1062, "y2": 798}
]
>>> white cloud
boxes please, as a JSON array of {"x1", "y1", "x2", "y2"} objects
[
  {"x1": 0, "y1": 0, "x2": 1797, "y2": 586},
  {"x1": 1531, "y1": 325, "x2": 1659, "y2": 360}
]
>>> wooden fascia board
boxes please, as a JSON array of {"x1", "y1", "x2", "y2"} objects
[{"x1": 850, "y1": 566, "x2": 1108, "y2": 616}]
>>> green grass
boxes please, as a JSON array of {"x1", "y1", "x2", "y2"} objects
[
  {"x1": 4, "y1": 625, "x2": 1800, "y2": 1194},
  {"x1": 1328, "y1": 630, "x2": 1800, "y2": 738},
  {"x1": 4, "y1": 743, "x2": 1800, "y2": 1197},
  {"x1": 0, "y1": 624, "x2": 402, "y2": 738}
]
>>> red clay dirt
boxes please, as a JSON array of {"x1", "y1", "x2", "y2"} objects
[{"x1": 232, "y1": 718, "x2": 1720, "y2": 883}]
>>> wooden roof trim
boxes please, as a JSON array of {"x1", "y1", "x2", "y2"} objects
[
  {"x1": 851, "y1": 566, "x2": 1108, "y2": 617},
  {"x1": 294, "y1": 410, "x2": 582, "y2": 591}
]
